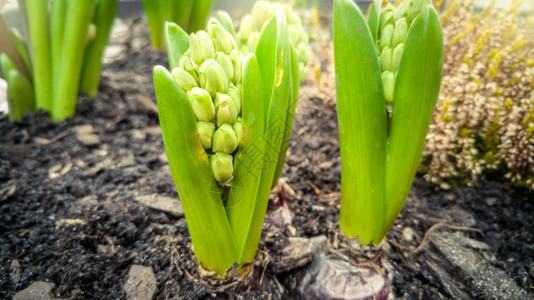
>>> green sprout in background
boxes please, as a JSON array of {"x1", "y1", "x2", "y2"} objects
[
  {"x1": 154, "y1": 1, "x2": 308, "y2": 273},
  {"x1": 142, "y1": 0, "x2": 216, "y2": 51},
  {"x1": 333, "y1": 0, "x2": 443, "y2": 244},
  {"x1": 0, "y1": 0, "x2": 118, "y2": 122}
]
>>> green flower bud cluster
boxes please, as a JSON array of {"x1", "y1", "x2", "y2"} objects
[
  {"x1": 378, "y1": 0, "x2": 430, "y2": 106},
  {"x1": 172, "y1": 19, "x2": 244, "y2": 186},
  {"x1": 238, "y1": 1, "x2": 309, "y2": 82}
]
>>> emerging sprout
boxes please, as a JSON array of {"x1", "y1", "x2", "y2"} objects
[{"x1": 333, "y1": 0, "x2": 443, "y2": 244}]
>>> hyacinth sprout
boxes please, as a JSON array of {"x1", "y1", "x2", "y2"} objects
[
  {"x1": 333, "y1": 0, "x2": 444, "y2": 244},
  {"x1": 154, "y1": 6, "x2": 304, "y2": 274},
  {"x1": 0, "y1": 0, "x2": 118, "y2": 122}
]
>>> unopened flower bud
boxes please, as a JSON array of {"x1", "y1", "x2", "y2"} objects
[
  {"x1": 227, "y1": 84, "x2": 241, "y2": 113},
  {"x1": 392, "y1": 19, "x2": 408, "y2": 47},
  {"x1": 199, "y1": 59, "x2": 229, "y2": 97},
  {"x1": 239, "y1": 15, "x2": 253, "y2": 41},
  {"x1": 382, "y1": 71, "x2": 395, "y2": 104},
  {"x1": 216, "y1": 52, "x2": 234, "y2": 83},
  {"x1": 380, "y1": 24, "x2": 394, "y2": 51},
  {"x1": 394, "y1": 0, "x2": 411, "y2": 22},
  {"x1": 179, "y1": 54, "x2": 199, "y2": 82},
  {"x1": 392, "y1": 43, "x2": 404, "y2": 71},
  {"x1": 210, "y1": 152, "x2": 234, "y2": 185},
  {"x1": 187, "y1": 87, "x2": 215, "y2": 122},
  {"x1": 409, "y1": 0, "x2": 427, "y2": 20},
  {"x1": 172, "y1": 68, "x2": 198, "y2": 92},
  {"x1": 190, "y1": 31, "x2": 216, "y2": 65},
  {"x1": 212, "y1": 123, "x2": 238, "y2": 153},
  {"x1": 233, "y1": 121, "x2": 243, "y2": 144},
  {"x1": 251, "y1": 1, "x2": 271, "y2": 31},
  {"x1": 380, "y1": 47, "x2": 393, "y2": 72},
  {"x1": 197, "y1": 121, "x2": 215, "y2": 149},
  {"x1": 214, "y1": 93, "x2": 238, "y2": 126},
  {"x1": 247, "y1": 32, "x2": 260, "y2": 53},
  {"x1": 229, "y1": 50, "x2": 242, "y2": 83},
  {"x1": 208, "y1": 20, "x2": 236, "y2": 54},
  {"x1": 380, "y1": 5, "x2": 395, "y2": 31}
]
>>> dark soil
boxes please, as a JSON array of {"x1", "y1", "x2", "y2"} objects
[{"x1": 1, "y1": 17, "x2": 533, "y2": 300}]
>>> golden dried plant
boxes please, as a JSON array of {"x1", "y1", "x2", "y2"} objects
[{"x1": 423, "y1": 0, "x2": 534, "y2": 189}]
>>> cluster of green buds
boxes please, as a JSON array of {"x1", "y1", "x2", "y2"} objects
[
  {"x1": 378, "y1": 0, "x2": 430, "y2": 109},
  {"x1": 172, "y1": 19, "x2": 243, "y2": 186},
  {"x1": 238, "y1": 1, "x2": 309, "y2": 82}
]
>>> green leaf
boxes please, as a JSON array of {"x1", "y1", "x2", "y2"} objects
[
  {"x1": 141, "y1": 0, "x2": 165, "y2": 49},
  {"x1": 271, "y1": 42, "x2": 299, "y2": 188},
  {"x1": 188, "y1": 0, "x2": 215, "y2": 33},
  {"x1": 26, "y1": 0, "x2": 53, "y2": 111},
  {"x1": 6, "y1": 69, "x2": 35, "y2": 121},
  {"x1": 384, "y1": 6, "x2": 443, "y2": 235},
  {"x1": 226, "y1": 54, "x2": 266, "y2": 265},
  {"x1": 333, "y1": 0, "x2": 387, "y2": 245},
  {"x1": 50, "y1": 0, "x2": 68, "y2": 89},
  {"x1": 166, "y1": 0, "x2": 193, "y2": 32},
  {"x1": 368, "y1": 0, "x2": 381, "y2": 43},
  {"x1": 215, "y1": 10, "x2": 237, "y2": 41},
  {"x1": 154, "y1": 66, "x2": 238, "y2": 274},
  {"x1": 227, "y1": 12, "x2": 292, "y2": 264},
  {"x1": 165, "y1": 22, "x2": 190, "y2": 70},
  {"x1": 52, "y1": 0, "x2": 97, "y2": 121},
  {"x1": 80, "y1": 0, "x2": 119, "y2": 97}
]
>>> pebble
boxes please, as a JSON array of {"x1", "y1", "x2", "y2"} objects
[
  {"x1": 402, "y1": 227, "x2": 416, "y2": 243},
  {"x1": 135, "y1": 194, "x2": 184, "y2": 217},
  {"x1": 10, "y1": 260, "x2": 21, "y2": 284},
  {"x1": 485, "y1": 197, "x2": 497, "y2": 206},
  {"x1": 74, "y1": 125, "x2": 101, "y2": 146},
  {"x1": 13, "y1": 281, "x2": 65, "y2": 300},
  {"x1": 124, "y1": 265, "x2": 157, "y2": 300}
]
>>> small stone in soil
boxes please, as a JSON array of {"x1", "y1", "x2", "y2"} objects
[
  {"x1": 13, "y1": 281, "x2": 65, "y2": 300},
  {"x1": 10, "y1": 260, "x2": 21, "y2": 284},
  {"x1": 124, "y1": 265, "x2": 157, "y2": 300},
  {"x1": 135, "y1": 194, "x2": 184, "y2": 217}
]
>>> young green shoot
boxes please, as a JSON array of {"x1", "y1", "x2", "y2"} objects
[{"x1": 333, "y1": 0, "x2": 443, "y2": 244}]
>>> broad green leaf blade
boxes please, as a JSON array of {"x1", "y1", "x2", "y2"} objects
[
  {"x1": 333, "y1": 0, "x2": 387, "y2": 245},
  {"x1": 80, "y1": 0, "x2": 119, "y2": 97},
  {"x1": 368, "y1": 0, "x2": 381, "y2": 43},
  {"x1": 26, "y1": 0, "x2": 53, "y2": 111},
  {"x1": 384, "y1": 6, "x2": 443, "y2": 235},
  {"x1": 52, "y1": 0, "x2": 96, "y2": 122},
  {"x1": 165, "y1": 22, "x2": 190, "y2": 70},
  {"x1": 271, "y1": 42, "x2": 299, "y2": 188},
  {"x1": 6, "y1": 69, "x2": 35, "y2": 121},
  {"x1": 154, "y1": 66, "x2": 238, "y2": 274},
  {"x1": 226, "y1": 54, "x2": 266, "y2": 265},
  {"x1": 215, "y1": 11, "x2": 237, "y2": 41},
  {"x1": 229, "y1": 11, "x2": 292, "y2": 264},
  {"x1": 188, "y1": 0, "x2": 215, "y2": 33},
  {"x1": 141, "y1": 0, "x2": 165, "y2": 49},
  {"x1": 166, "y1": 0, "x2": 193, "y2": 32}
]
